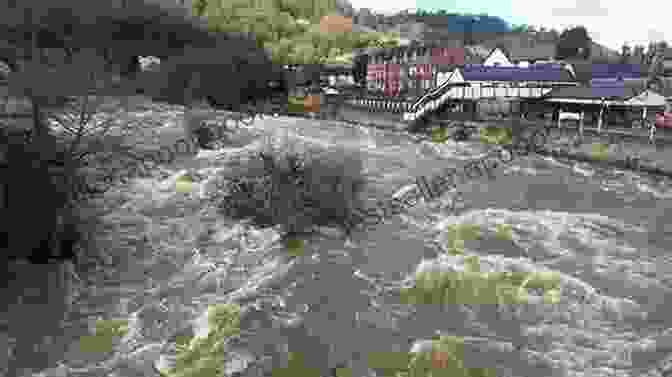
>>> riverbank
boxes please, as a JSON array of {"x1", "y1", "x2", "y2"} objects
[
  {"x1": 335, "y1": 106, "x2": 672, "y2": 178},
  {"x1": 544, "y1": 131, "x2": 672, "y2": 177}
]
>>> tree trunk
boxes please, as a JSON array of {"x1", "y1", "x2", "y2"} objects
[{"x1": 26, "y1": 25, "x2": 50, "y2": 146}]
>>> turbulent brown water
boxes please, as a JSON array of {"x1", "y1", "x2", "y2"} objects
[{"x1": 4, "y1": 103, "x2": 672, "y2": 377}]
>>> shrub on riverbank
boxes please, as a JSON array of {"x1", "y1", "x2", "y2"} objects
[
  {"x1": 217, "y1": 138, "x2": 367, "y2": 237},
  {"x1": 2, "y1": 49, "x2": 143, "y2": 267}
]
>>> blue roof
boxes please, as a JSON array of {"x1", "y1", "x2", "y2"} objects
[
  {"x1": 460, "y1": 65, "x2": 574, "y2": 82},
  {"x1": 588, "y1": 63, "x2": 645, "y2": 79},
  {"x1": 590, "y1": 78, "x2": 645, "y2": 86}
]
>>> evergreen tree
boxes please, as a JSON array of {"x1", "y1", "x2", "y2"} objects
[{"x1": 555, "y1": 26, "x2": 591, "y2": 60}]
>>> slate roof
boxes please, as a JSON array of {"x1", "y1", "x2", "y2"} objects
[
  {"x1": 590, "y1": 77, "x2": 648, "y2": 89},
  {"x1": 459, "y1": 65, "x2": 574, "y2": 82},
  {"x1": 564, "y1": 61, "x2": 647, "y2": 82},
  {"x1": 590, "y1": 63, "x2": 646, "y2": 79}
]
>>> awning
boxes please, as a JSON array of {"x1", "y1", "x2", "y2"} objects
[
  {"x1": 623, "y1": 90, "x2": 667, "y2": 107},
  {"x1": 545, "y1": 98, "x2": 616, "y2": 105}
]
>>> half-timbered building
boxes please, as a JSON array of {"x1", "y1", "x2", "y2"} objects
[{"x1": 406, "y1": 63, "x2": 578, "y2": 122}]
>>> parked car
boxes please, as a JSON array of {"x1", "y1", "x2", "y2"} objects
[{"x1": 655, "y1": 112, "x2": 672, "y2": 129}]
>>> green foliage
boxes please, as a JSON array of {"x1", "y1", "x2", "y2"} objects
[
  {"x1": 175, "y1": 174, "x2": 195, "y2": 193},
  {"x1": 401, "y1": 262, "x2": 562, "y2": 306},
  {"x1": 494, "y1": 224, "x2": 512, "y2": 241},
  {"x1": 284, "y1": 238, "x2": 306, "y2": 256},
  {"x1": 431, "y1": 127, "x2": 450, "y2": 144},
  {"x1": 590, "y1": 143, "x2": 610, "y2": 161},
  {"x1": 479, "y1": 127, "x2": 512, "y2": 146},
  {"x1": 368, "y1": 352, "x2": 415, "y2": 374},
  {"x1": 77, "y1": 319, "x2": 129, "y2": 354},
  {"x1": 164, "y1": 304, "x2": 241, "y2": 377},
  {"x1": 445, "y1": 223, "x2": 481, "y2": 255},
  {"x1": 287, "y1": 96, "x2": 307, "y2": 113},
  {"x1": 368, "y1": 338, "x2": 497, "y2": 377},
  {"x1": 399, "y1": 221, "x2": 562, "y2": 307},
  {"x1": 195, "y1": 0, "x2": 396, "y2": 65},
  {"x1": 272, "y1": 351, "x2": 322, "y2": 377},
  {"x1": 463, "y1": 255, "x2": 481, "y2": 273},
  {"x1": 334, "y1": 366, "x2": 353, "y2": 377},
  {"x1": 511, "y1": 24, "x2": 531, "y2": 33}
]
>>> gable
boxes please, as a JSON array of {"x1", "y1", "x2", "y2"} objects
[
  {"x1": 624, "y1": 89, "x2": 667, "y2": 106},
  {"x1": 483, "y1": 48, "x2": 513, "y2": 67},
  {"x1": 449, "y1": 69, "x2": 464, "y2": 83}
]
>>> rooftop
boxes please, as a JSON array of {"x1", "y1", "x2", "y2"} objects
[
  {"x1": 545, "y1": 81, "x2": 647, "y2": 100},
  {"x1": 564, "y1": 61, "x2": 647, "y2": 82},
  {"x1": 459, "y1": 65, "x2": 574, "y2": 82}
]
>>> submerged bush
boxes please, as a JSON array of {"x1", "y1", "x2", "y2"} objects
[
  {"x1": 430, "y1": 127, "x2": 450, "y2": 143},
  {"x1": 590, "y1": 143, "x2": 610, "y2": 161},
  {"x1": 402, "y1": 222, "x2": 562, "y2": 306},
  {"x1": 408, "y1": 336, "x2": 496, "y2": 377},
  {"x1": 401, "y1": 258, "x2": 562, "y2": 306},
  {"x1": 444, "y1": 223, "x2": 481, "y2": 255},
  {"x1": 164, "y1": 304, "x2": 241, "y2": 377},
  {"x1": 369, "y1": 337, "x2": 496, "y2": 377},
  {"x1": 494, "y1": 224, "x2": 513, "y2": 241},
  {"x1": 284, "y1": 238, "x2": 306, "y2": 257},
  {"x1": 77, "y1": 318, "x2": 129, "y2": 354},
  {"x1": 479, "y1": 126, "x2": 512, "y2": 145},
  {"x1": 218, "y1": 139, "x2": 367, "y2": 237}
]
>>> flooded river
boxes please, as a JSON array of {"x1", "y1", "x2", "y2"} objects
[{"x1": 4, "y1": 106, "x2": 672, "y2": 377}]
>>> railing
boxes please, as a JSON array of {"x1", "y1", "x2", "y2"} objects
[{"x1": 345, "y1": 96, "x2": 414, "y2": 114}]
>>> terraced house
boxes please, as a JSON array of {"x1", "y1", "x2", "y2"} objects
[{"x1": 364, "y1": 44, "x2": 478, "y2": 97}]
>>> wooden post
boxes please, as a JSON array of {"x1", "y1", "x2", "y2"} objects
[
  {"x1": 182, "y1": 72, "x2": 206, "y2": 144},
  {"x1": 579, "y1": 110, "x2": 585, "y2": 139},
  {"x1": 553, "y1": 106, "x2": 561, "y2": 129},
  {"x1": 597, "y1": 103, "x2": 604, "y2": 133}
]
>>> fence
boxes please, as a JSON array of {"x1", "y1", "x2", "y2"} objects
[{"x1": 346, "y1": 96, "x2": 414, "y2": 114}]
